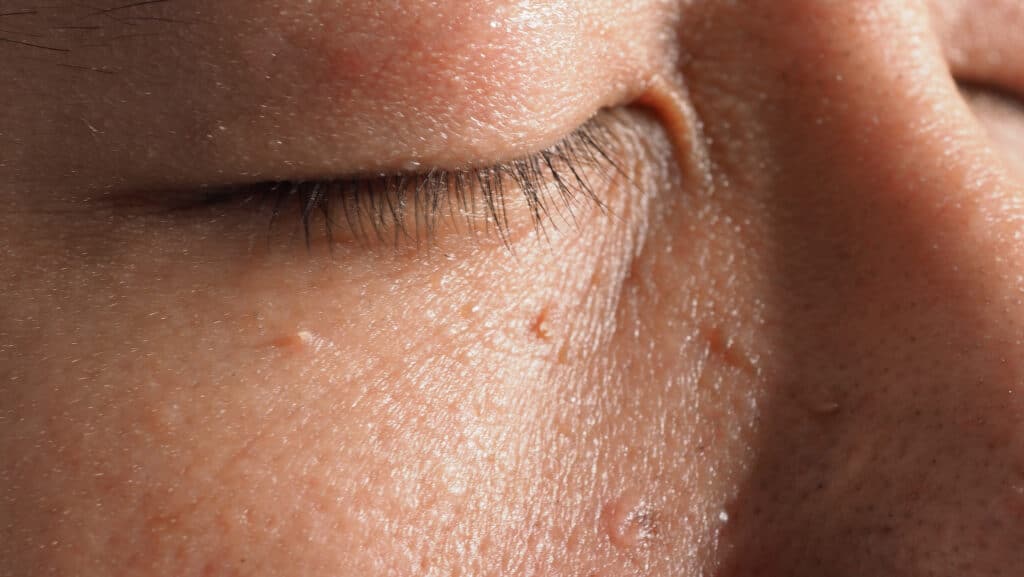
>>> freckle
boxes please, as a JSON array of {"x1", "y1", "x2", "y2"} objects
[
  {"x1": 556, "y1": 340, "x2": 570, "y2": 365},
  {"x1": 601, "y1": 490, "x2": 656, "y2": 550},
  {"x1": 266, "y1": 331, "x2": 329, "y2": 354},
  {"x1": 267, "y1": 334, "x2": 305, "y2": 351}
]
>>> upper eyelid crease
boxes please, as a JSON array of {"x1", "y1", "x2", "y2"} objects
[{"x1": 185, "y1": 115, "x2": 625, "y2": 250}]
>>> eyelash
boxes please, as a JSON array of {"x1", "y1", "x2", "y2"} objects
[{"x1": 195, "y1": 117, "x2": 622, "y2": 247}]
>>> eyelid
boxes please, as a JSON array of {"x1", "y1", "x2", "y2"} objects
[{"x1": 191, "y1": 114, "x2": 625, "y2": 249}]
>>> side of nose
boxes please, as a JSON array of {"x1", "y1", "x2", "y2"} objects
[{"x1": 671, "y1": 0, "x2": 1024, "y2": 574}]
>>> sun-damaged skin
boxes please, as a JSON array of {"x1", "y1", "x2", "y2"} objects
[{"x1": 2, "y1": 0, "x2": 1024, "y2": 576}]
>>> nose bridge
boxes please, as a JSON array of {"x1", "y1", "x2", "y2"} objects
[
  {"x1": 681, "y1": 0, "x2": 1024, "y2": 371},
  {"x1": 679, "y1": 0, "x2": 1024, "y2": 266},
  {"x1": 765, "y1": 0, "x2": 1024, "y2": 376},
  {"x1": 687, "y1": 1, "x2": 1024, "y2": 574},
  {"x1": 726, "y1": 0, "x2": 1024, "y2": 332}
]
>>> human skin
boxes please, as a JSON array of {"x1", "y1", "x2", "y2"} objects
[{"x1": 2, "y1": 0, "x2": 1024, "y2": 574}]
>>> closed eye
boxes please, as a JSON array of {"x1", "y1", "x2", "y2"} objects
[{"x1": 178, "y1": 114, "x2": 625, "y2": 250}]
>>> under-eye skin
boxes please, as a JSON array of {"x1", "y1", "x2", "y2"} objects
[{"x1": 183, "y1": 114, "x2": 624, "y2": 248}]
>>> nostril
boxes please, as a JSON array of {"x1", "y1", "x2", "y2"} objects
[{"x1": 933, "y1": 0, "x2": 1024, "y2": 99}]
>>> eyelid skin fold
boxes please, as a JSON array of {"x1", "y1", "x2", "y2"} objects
[{"x1": 186, "y1": 114, "x2": 626, "y2": 250}]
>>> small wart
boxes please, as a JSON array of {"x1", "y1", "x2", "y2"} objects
[
  {"x1": 601, "y1": 490, "x2": 657, "y2": 550},
  {"x1": 702, "y1": 324, "x2": 756, "y2": 374},
  {"x1": 530, "y1": 307, "x2": 553, "y2": 342}
]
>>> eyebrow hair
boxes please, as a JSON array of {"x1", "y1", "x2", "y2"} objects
[
  {"x1": 0, "y1": 36, "x2": 70, "y2": 53},
  {"x1": 95, "y1": 0, "x2": 173, "y2": 14},
  {"x1": 1, "y1": 0, "x2": 181, "y2": 70}
]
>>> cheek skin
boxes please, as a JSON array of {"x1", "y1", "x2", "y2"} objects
[
  {"x1": 2, "y1": 112, "x2": 755, "y2": 576},
  {"x1": 7, "y1": 1, "x2": 1024, "y2": 575}
]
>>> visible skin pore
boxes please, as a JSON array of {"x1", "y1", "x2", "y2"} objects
[{"x1": 2, "y1": 0, "x2": 1024, "y2": 576}]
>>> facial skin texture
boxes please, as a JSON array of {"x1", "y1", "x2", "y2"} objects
[
  {"x1": 2, "y1": 0, "x2": 1024, "y2": 575},
  {"x1": 0, "y1": 0, "x2": 667, "y2": 187}
]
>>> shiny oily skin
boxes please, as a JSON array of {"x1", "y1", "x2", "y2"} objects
[
  {"x1": 4, "y1": 1, "x2": 1024, "y2": 576},
  {"x1": 3, "y1": 113, "x2": 732, "y2": 576},
  {"x1": 0, "y1": 0, "x2": 669, "y2": 188}
]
